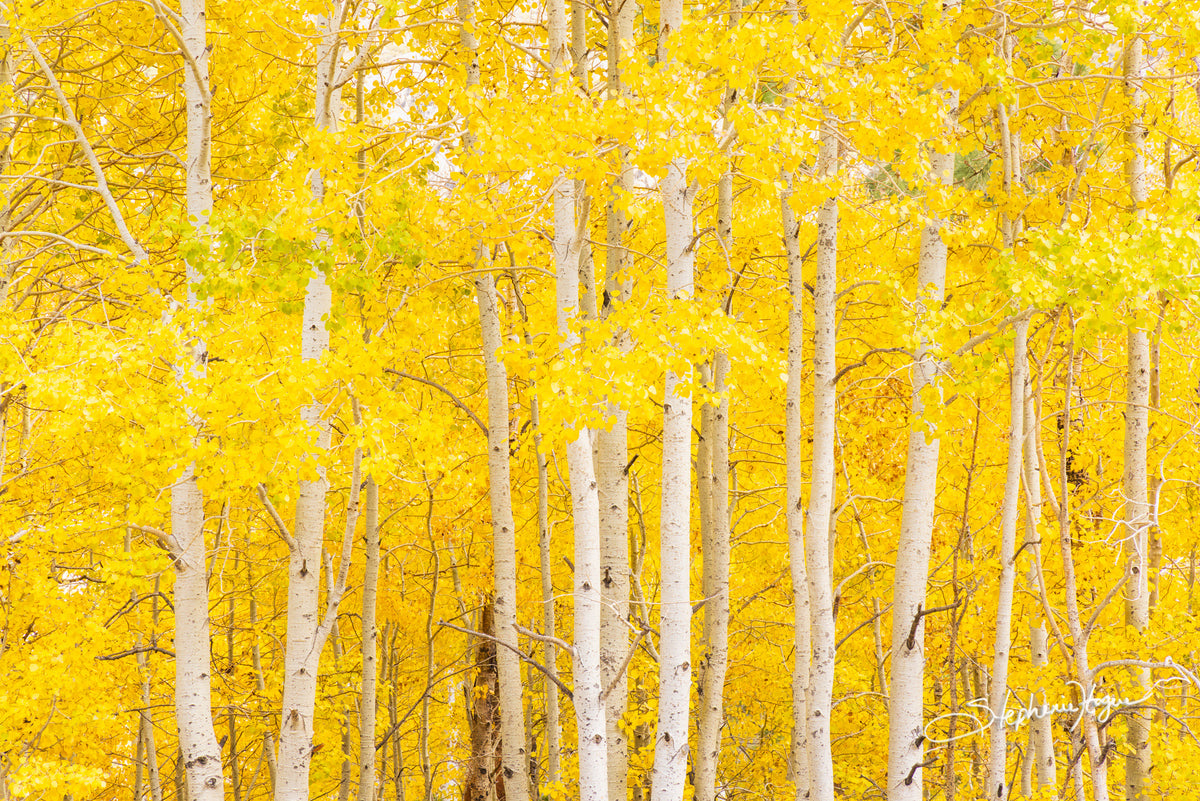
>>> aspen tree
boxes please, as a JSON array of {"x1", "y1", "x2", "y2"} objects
[
  {"x1": 804, "y1": 117, "x2": 838, "y2": 801},
  {"x1": 445, "y1": 0, "x2": 530, "y2": 790},
  {"x1": 544, "y1": 0, "x2": 607, "y2": 792},
  {"x1": 887, "y1": 7, "x2": 958, "y2": 797},
  {"x1": 598, "y1": 0, "x2": 635, "y2": 791},
  {"x1": 983, "y1": 317, "x2": 1027, "y2": 799},
  {"x1": 357, "y1": 478, "x2": 380, "y2": 801},
  {"x1": 274, "y1": 9, "x2": 337, "y2": 793},
  {"x1": 1023, "y1": 392, "x2": 1056, "y2": 791},
  {"x1": 509, "y1": 273, "x2": 561, "y2": 789},
  {"x1": 780, "y1": 2, "x2": 811, "y2": 794},
  {"x1": 1054, "y1": 317, "x2": 1109, "y2": 801},
  {"x1": 782, "y1": 129, "x2": 811, "y2": 801},
  {"x1": 165, "y1": 1, "x2": 225, "y2": 796},
  {"x1": 651, "y1": 0, "x2": 695, "y2": 792},
  {"x1": 694, "y1": 4, "x2": 737, "y2": 796},
  {"x1": 475, "y1": 269, "x2": 531, "y2": 801},
  {"x1": 985, "y1": 42, "x2": 1036, "y2": 793},
  {"x1": 1123, "y1": 20, "x2": 1153, "y2": 800}
]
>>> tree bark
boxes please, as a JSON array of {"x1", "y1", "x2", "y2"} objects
[
  {"x1": 782, "y1": 165, "x2": 811, "y2": 801},
  {"x1": 887, "y1": 55, "x2": 956, "y2": 801},
  {"x1": 274, "y1": 10, "x2": 341, "y2": 799},
  {"x1": 696, "y1": 354, "x2": 730, "y2": 801},
  {"x1": 650, "y1": 1, "x2": 694, "y2": 793},
  {"x1": 984, "y1": 318, "x2": 1028, "y2": 798},
  {"x1": 174, "y1": 3, "x2": 224, "y2": 798},
  {"x1": 358, "y1": 477, "x2": 380, "y2": 801},
  {"x1": 599, "y1": 0, "x2": 634, "y2": 794},
  {"x1": 1022, "y1": 391, "x2": 1056, "y2": 791},
  {"x1": 805, "y1": 118, "x2": 838, "y2": 801},
  {"x1": 476, "y1": 271, "x2": 532, "y2": 801},
  {"x1": 1123, "y1": 24, "x2": 1152, "y2": 801}
]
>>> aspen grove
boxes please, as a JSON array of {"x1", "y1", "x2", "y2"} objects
[{"x1": 6, "y1": 0, "x2": 1200, "y2": 800}]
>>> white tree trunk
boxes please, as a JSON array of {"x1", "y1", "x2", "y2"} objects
[
  {"x1": 782, "y1": 167, "x2": 811, "y2": 801},
  {"x1": 599, "y1": 3, "x2": 634, "y2": 792},
  {"x1": 547, "y1": 6, "x2": 608, "y2": 785},
  {"x1": 984, "y1": 318, "x2": 1028, "y2": 798},
  {"x1": 1123, "y1": 26, "x2": 1152, "y2": 801},
  {"x1": 695, "y1": 354, "x2": 730, "y2": 801},
  {"x1": 174, "y1": 3, "x2": 223, "y2": 799},
  {"x1": 804, "y1": 119, "x2": 838, "y2": 801},
  {"x1": 476, "y1": 272, "x2": 532, "y2": 801},
  {"x1": 555, "y1": 194, "x2": 608, "y2": 801},
  {"x1": 887, "y1": 85, "x2": 955, "y2": 801},
  {"x1": 1022, "y1": 392, "x2": 1056, "y2": 790},
  {"x1": 597, "y1": 408, "x2": 628, "y2": 801},
  {"x1": 535, "y1": 400, "x2": 561, "y2": 787},
  {"x1": 1056, "y1": 326, "x2": 1109, "y2": 801},
  {"x1": 650, "y1": 6, "x2": 694, "y2": 786},
  {"x1": 276, "y1": 13, "x2": 338, "y2": 800}
]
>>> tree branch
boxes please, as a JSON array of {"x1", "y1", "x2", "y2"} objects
[
  {"x1": 439, "y1": 621, "x2": 573, "y2": 700},
  {"x1": 386, "y1": 368, "x2": 487, "y2": 433},
  {"x1": 23, "y1": 34, "x2": 149, "y2": 263},
  {"x1": 127, "y1": 523, "x2": 180, "y2": 556},
  {"x1": 257, "y1": 484, "x2": 298, "y2": 551}
]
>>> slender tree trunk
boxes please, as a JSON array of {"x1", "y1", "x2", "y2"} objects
[
  {"x1": 984, "y1": 318, "x2": 1028, "y2": 798},
  {"x1": 135, "y1": 716, "x2": 146, "y2": 801},
  {"x1": 1023, "y1": 392, "x2": 1056, "y2": 790},
  {"x1": 1056, "y1": 318, "x2": 1109, "y2": 801},
  {"x1": 1123, "y1": 23, "x2": 1152, "y2": 801},
  {"x1": 538, "y1": 439, "x2": 561, "y2": 788},
  {"x1": 507, "y1": 277, "x2": 560, "y2": 790},
  {"x1": 228, "y1": 590, "x2": 242, "y2": 801},
  {"x1": 599, "y1": 0, "x2": 634, "y2": 793},
  {"x1": 782, "y1": 167, "x2": 811, "y2": 801},
  {"x1": 651, "y1": 1, "x2": 694, "y2": 794},
  {"x1": 695, "y1": 6, "x2": 739, "y2": 795},
  {"x1": 422, "y1": 487, "x2": 438, "y2": 801},
  {"x1": 476, "y1": 271, "x2": 532, "y2": 800},
  {"x1": 696, "y1": 353, "x2": 731, "y2": 801},
  {"x1": 357, "y1": 478, "x2": 380, "y2": 801},
  {"x1": 546, "y1": 0, "x2": 608, "y2": 794},
  {"x1": 248, "y1": 574, "x2": 278, "y2": 791},
  {"x1": 887, "y1": 48, "x2": 956, "y2": 801},
  {"x1": 326, "y1": 560, "x2": 352, "y2": 801},
  {"x1": 174, "y1": 3, "x2": 223, "y2": 798},
  {"x1": 275, "y1": 10, "x2": 341, "y2": 798},
  {"x1": 805, "y1": 118, "x2": 838, "y2": 801}
]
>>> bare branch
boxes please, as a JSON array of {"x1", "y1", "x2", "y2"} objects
[
  {"x1": 127, "y1": 523, "x2": 180, "y2": 556},
  {"x1": 601, "y1": 627, "x2": 646, "y2": 702},
  {"x1": 23, "y1": 35, "x2": 149, "y2": 263},
  {"x1": 314, "y1": 446, "x2": 364, "y2": 652},
  {"x1": 257, "y1": 484, "x2": 298, "y2": 551},
  {"x1": 515, "y1": 623, "x2": 575, "y2": 655},
  {"x1": 386, "y1": 368, "x2": 487, "y2": 433},
  {"x1": 439, "y1": 621, "x2": 574, "y2": 700}
]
